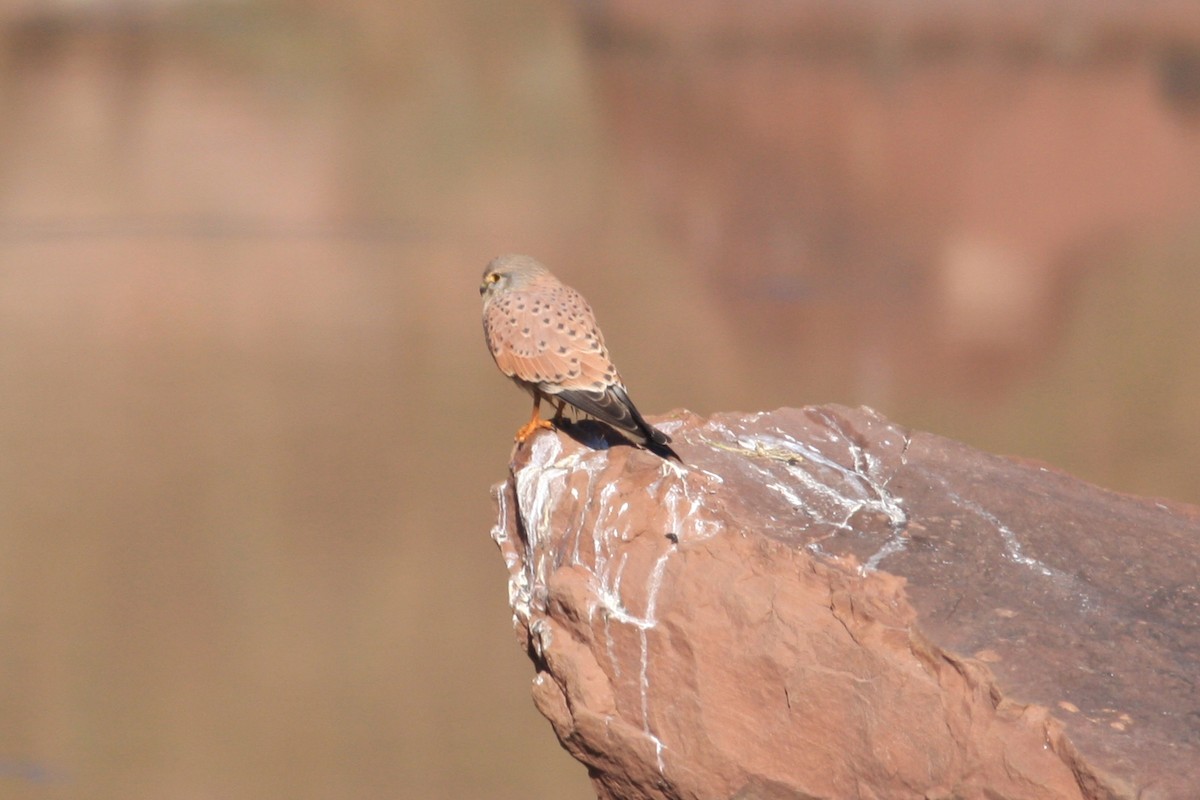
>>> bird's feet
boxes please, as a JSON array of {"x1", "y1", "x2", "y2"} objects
[{"x1": 514, "y1": 417, "x2": 555, "y2": 444}]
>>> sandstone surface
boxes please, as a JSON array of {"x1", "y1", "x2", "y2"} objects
[{"x1": 490, "y1": 406, "x2": 1200, "y2": 800}]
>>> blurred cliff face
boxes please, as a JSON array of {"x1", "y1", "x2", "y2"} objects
[
  {"x1": 576, "y1": 3, "x2": 1200, "y2": 500},
  {"x1": 0, "y1": 2, "x2": 1198, "y2": 799}
]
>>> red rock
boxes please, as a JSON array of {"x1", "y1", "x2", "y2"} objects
[{"x1": 490, "y1": 406, "x2": 1200, "y2": 800}]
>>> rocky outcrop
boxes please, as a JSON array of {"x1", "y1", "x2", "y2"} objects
[{"x1": 490, "y1": 406, "x2": 1200, "y2": 800}]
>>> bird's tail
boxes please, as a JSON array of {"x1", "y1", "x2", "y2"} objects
[
  {"x1": 624, "y1": 394, "x2": 681, "y2": 461},
  {"x1": 554, "y1": 384, "x2": 680, "y2": 460}
]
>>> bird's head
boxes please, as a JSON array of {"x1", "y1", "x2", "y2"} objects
[{"x1": 480, "y1": 254, "x2": 550, "y2": 300}]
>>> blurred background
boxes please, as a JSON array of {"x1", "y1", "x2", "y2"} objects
[{"x1": 1, "y1": 1, "x2": 1199, "y2": 798}]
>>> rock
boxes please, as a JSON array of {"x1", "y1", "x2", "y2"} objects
[{"x1": 489, "y1": 406, "x2": 1200, "y2": 800}]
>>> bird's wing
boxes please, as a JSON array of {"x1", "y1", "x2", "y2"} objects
[
  {"x1": 554, "y1": 384, "x2": 672, "y2": 446},
  {"x1": 484, "y1": 289, "x2": 615, "y2": 390}
]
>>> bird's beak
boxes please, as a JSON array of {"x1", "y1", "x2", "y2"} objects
[{"x1": 479, "y1": 282, "x2": 487, "y2": 296}]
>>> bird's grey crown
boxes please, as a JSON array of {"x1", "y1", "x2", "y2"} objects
[{"x1": 482, "y1": 253, "x2": 550, "y2": 287}]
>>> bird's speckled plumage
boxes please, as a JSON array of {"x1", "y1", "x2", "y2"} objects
[{"x1": 480, "y1": 254, "x2": 674, "y2": 456}]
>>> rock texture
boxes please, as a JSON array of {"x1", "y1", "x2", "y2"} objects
[{"x1": 490, "y1": 406, "x2": 1200, "y2": 800}]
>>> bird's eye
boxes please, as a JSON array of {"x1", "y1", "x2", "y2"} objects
[{"x1": 487, "y1": 273, "x2": 500, "y2": 284}]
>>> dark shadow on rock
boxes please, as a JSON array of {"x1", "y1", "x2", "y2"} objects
[{"x1": 556, "y1": 418, "x2": 680, "y2": 461}]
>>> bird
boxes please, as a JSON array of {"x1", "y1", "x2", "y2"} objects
[{"x1": 480, "y1": 254, "x2": 678, "y2": 459}]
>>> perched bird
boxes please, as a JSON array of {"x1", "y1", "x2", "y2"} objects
[{"x1": 480, "y1": 254, "x2": 677, "y2": 459}]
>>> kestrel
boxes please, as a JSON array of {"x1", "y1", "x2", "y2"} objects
[{"x1": 480, "y1": 254, "x2": 677, "y2": 459}]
